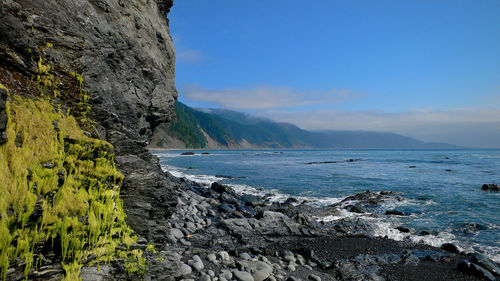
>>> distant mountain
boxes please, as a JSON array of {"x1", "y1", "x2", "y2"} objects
[{"x1": 150, "y1": 102, "x2": 457, "y2": 149}]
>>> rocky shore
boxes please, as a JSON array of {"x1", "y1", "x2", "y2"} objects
[
  {"x1": 116, "y1": 171, "x2": 498, "y2": 281},
  {"x1": 1, "y1": 1, "x2": 499, "y2": 280}
]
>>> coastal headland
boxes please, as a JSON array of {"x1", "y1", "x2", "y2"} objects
[{"x1": 0, "y1": 0, "x2": 498, "y2": 280}]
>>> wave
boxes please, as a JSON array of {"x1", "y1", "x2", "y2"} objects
[{"x1": 160, "y1": 162, "x2": 500, "y2": 263}]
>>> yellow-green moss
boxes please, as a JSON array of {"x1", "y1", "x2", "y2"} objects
[{"x1": 0, "y1": 92, "x2": 144, "y2": 280}]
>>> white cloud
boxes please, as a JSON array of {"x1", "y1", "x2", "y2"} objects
[
  {"x1": 176, "y1": 49, "x2": 203, "y2": 63},
  {"x1": 260, "y1": 108, "x2": 500, "y2": 148},
  {"x1": 182, "y1": 85, "x2": 363, "y2": 110}
]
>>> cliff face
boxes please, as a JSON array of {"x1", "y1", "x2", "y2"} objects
[
  {"x1": 1, "y1": 0, "x2": 177, "y2": 136},
  {"x1": 1, "y1": 0, "x2": 179, "y2": 269}
]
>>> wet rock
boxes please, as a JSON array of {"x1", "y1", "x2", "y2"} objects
[
  {"x1": 350, "y1": 205, "x2": 365, "y2": 213},
  {"x1": 241, "y1": 194, "x2": 264, "y2": 207},
  {"x1": 211, "y1": 182, "x2": 237, "y2": 195},
  {"x1": 482, "y1": 184, "x2": 499, "y2": 191},
  {"x1": 470, "y1": 252, "x2": 500, "y2": 276},
  {"x1": 457, "y1": 222, "x2": 485, "y2": 234},
  {"x1": 396, "y1": 226, "x2": 410, "y2": 233},
  {"x1": 181, "y1": 152, "x2": 195, "y2": 155},
  {"x1": 385, "y1": 210, "x2": 406, "y2": 216},
  {"x1": 285, "y1": 197, "x2": 299, "y2": 204},
  {"x1": 219, "y1": 203, "x2": 235, "y2": 213},
  {"x1": 440, "y1": 243, "x2": 460, "y2": 254},
  {"x1": 458, "y1": 259, "x2": 495, "y2": 281}
]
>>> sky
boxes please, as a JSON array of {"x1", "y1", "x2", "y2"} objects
[{"x1": 169, "y1": 0, "x2": 500, "y2": 148}]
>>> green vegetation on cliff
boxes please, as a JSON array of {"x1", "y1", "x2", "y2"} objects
[
  {"x1": 0, "y1": 56, "x2": 144, "y2": 280},
  {"x1": 152, "y1": 102, "x2": 457, "y2": 149}
]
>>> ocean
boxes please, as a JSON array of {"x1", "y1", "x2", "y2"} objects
[{"x1": 153, "y1": 149, "x2": 500, "y2": 262}]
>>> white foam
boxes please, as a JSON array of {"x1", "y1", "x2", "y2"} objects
[
  {"x1": 162, "y1": 165, "x2": 225, "y2": 185},
  {"x1": 160, "y1": 162, "x2": 500, "y2": 263}
]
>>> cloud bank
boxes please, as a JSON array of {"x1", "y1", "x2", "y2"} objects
[
  {"x1": 182, "y1": 85, "x2": 363, "y2": 110},
  {"x1": 180, "y1": 84, "x2": 500, "y2": 148},
  {"x1": 262, "y1": 108, "x2": 500, "y2": 148}
]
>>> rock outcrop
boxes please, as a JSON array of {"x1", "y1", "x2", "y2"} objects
[{"x1": 1, "y1": 0, "x2": 179, "y2": 243}]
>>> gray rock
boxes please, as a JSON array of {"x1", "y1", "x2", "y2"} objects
[
  {"x1": 233, "y1": 270, "x2": 255, "y2": 281},
  {"x1": 207, "y1": 254, "x2": 218, "y2": 264},
  {"x1": 252, "y1": 269, "x2": 271, "y2": 281},
  {"x1": 307, "y1": 274, "x2": 321, "y2": 281},
  {"x1": 284, "y1": 255, "x2": 296, "y2": 263},
  {"x1": 219, "y1": 271, "x2": 233, "y2": 280},
  {"x1": 218, "y1": 251, "x2": 231, "y2": 263},
  {"x1": 237, "y1": 260, "x2": 273, "y2": 281},
  {"x1": 188, "y1": 255, "x2": 204, "y2": 271},
  {"x1": 240, "y1": 252, "x2": 252, "y2": 260},
  {"x1": 81, "y1": 266, "x2": 112, "y2": 281},
  {"x1": 180, "y1": 263, "x2": 193, "y2": 276},
  {"x1": 197, "y1": 273, "x2": 211, "y2": 281}
]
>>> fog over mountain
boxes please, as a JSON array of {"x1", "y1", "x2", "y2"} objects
[{"x1": 152, "y1": 102, "x2": 458, "y2": 149}]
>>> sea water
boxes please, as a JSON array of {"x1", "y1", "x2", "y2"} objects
[{"x1": 153, "y1": 149, "x2": 500, "y2": 262}]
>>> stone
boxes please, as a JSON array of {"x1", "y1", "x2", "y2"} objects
[
  {"x1": 240, "y1": 252, "x2": 252, "y2": 260},
  {"x1": 211, "y1": 182, "x2": 237, "y2": 195},
  {"x1": 307, "y1": 274, "x2": 321, "y2": 281},
  {"x1": 219, "y1": 271, "x2": 233, "y2": 280},
  {"x1": 233, "y1": 270, "x2": 254, "y2": 281},
  {"x1": 350, "y1": 205, "x2": 365, "y2": 213},
  {"x1": 284, "y1": 255, "x2": 296, "y2": 263},
  {"x1": 385, "y1": 210, "x2": 406, "y2": 216},
  {"x1": 253, "y1": 269, "x2": 271, "y2": 281},
  {"x1": 207, "y1": 254, "x2": 218, "y2": 264},
  {"x1": 470, "y1": 263, "x2": 495, "y2": 281},
  {"x1": 188, "y1": 255, "x2": 204, "y2": 271},
  {"x1": 396, "y1": 226, "x2": 410, "y2": 233},
  {"x1": 218, "y1": 251, "x2": 231, "y2": 263},
  {"x1": 180, "y1": 263, "x2": 193, "y2": 276},
  {"x1": 481, "y1": 184, "x2": 499, "y2": 191},
  {"x1": 470, "y1": 253, "x2": 500, "y2": 276},
  {"x1": 198, "y1": 274, "x2": 211, "y2": 281},
  {"x1": 440, "y1": 243, "x2": 460, "y2": 254}
]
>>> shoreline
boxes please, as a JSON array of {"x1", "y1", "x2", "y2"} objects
[{"x1": 139, "y1": 168, "x2": 499, "y2": 281}]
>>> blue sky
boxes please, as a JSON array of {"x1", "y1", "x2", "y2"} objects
[{"x1": 170, "y1": 1, "x2": 500, "y2": 147}]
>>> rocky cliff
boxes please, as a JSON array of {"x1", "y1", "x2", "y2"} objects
[
  {"x1": 1, "y1": 0, "x2": 179, "y2": 239},
  {"x1": 1, "y1": 0, "x2": 179, "y2": 279}
]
